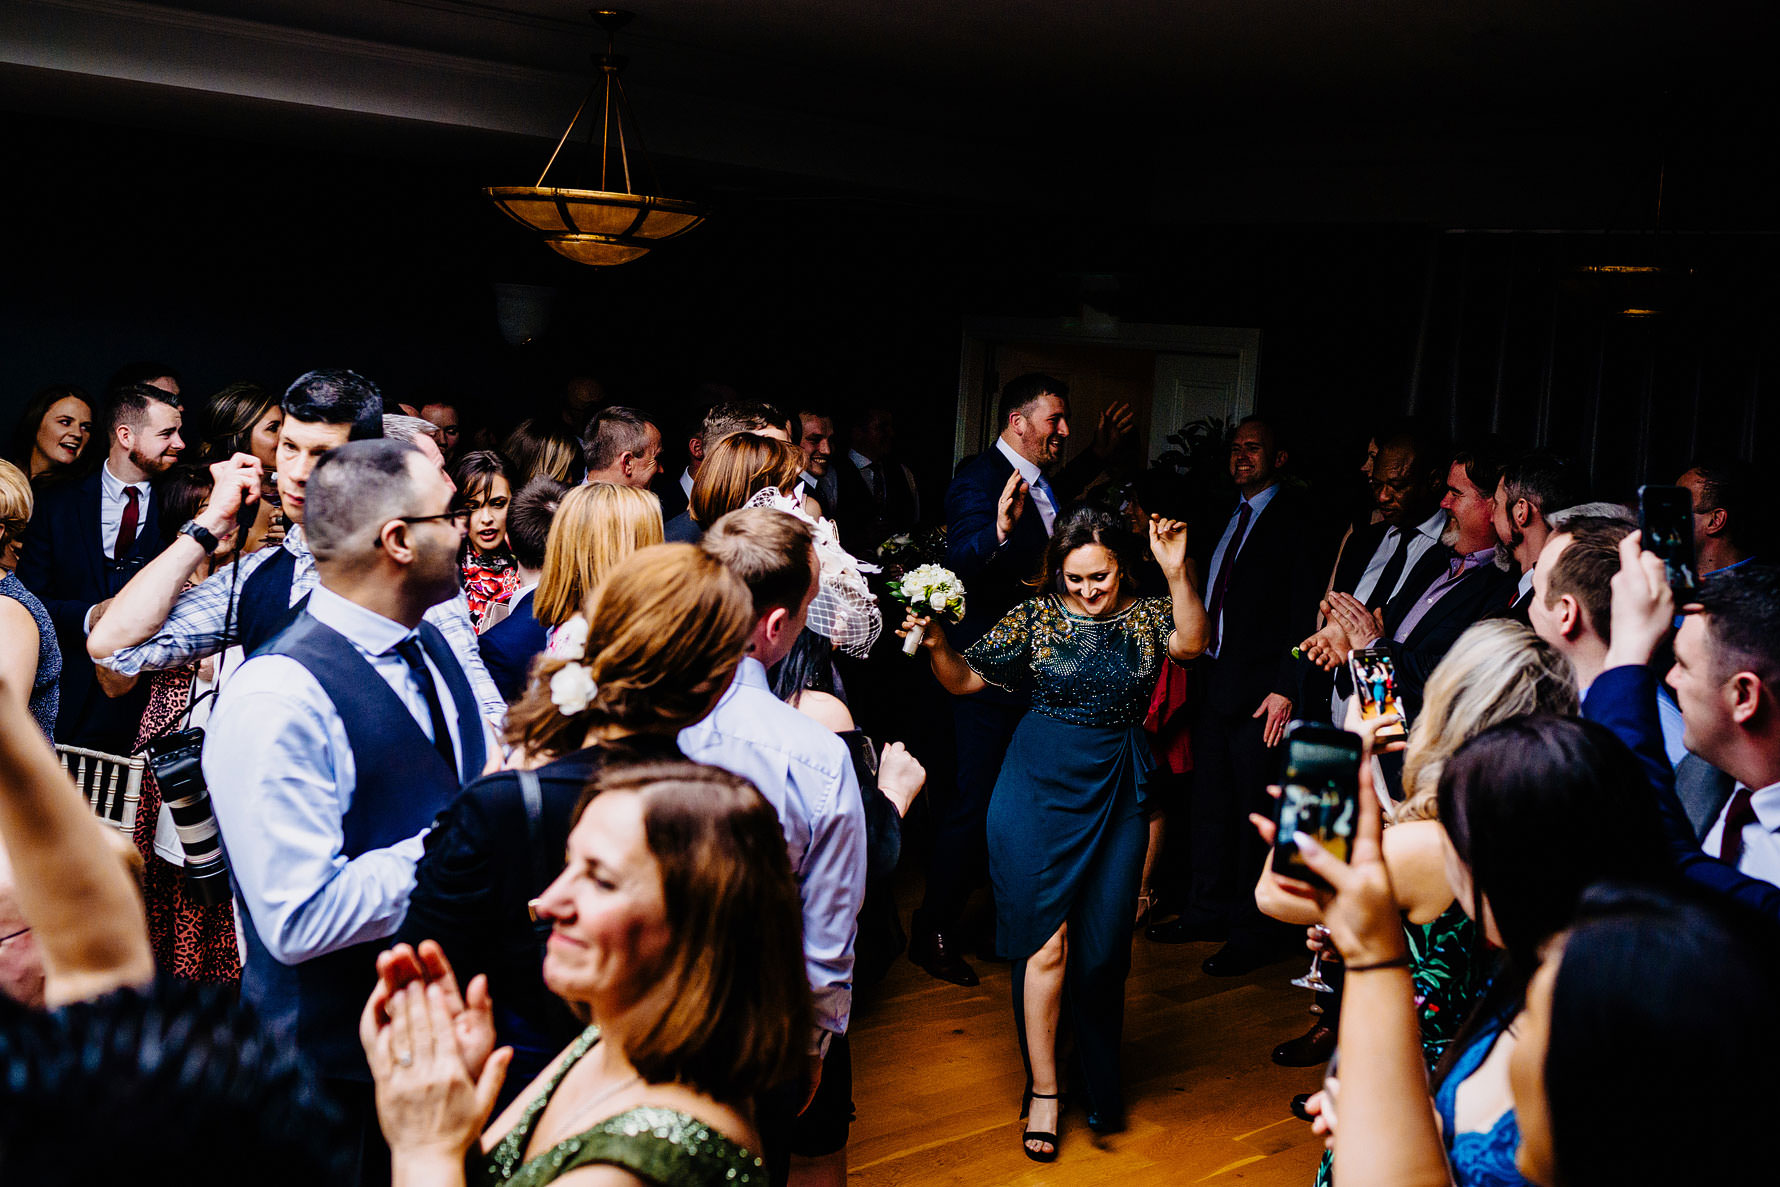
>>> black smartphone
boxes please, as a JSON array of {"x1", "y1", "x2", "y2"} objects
[
  {"x1": 1638, "y1": 485, "x2": 1697, "y2": 598},
  {"x1": 1273, "y1": 721, "x2": 1364, "y2": 889},
  {"x1": 1349, "y1": 647, "x2": 1408, "y2": 743}
]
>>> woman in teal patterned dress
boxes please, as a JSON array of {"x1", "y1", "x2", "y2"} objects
[
  {"x1": 904, "y1": 506, "x2": 1207, "y2": 1160},
  {"x1": 362, "y1": 763, "x2": 809, "y2": 1186}
]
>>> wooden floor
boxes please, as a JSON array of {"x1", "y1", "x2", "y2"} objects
[{"x1": 846, "y1": 916, "x2": 1329, "y2": 1186}]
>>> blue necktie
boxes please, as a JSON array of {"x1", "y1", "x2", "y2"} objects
[{"x1": 1033, "y1": 474, "x2": 1058, "y2": 531}]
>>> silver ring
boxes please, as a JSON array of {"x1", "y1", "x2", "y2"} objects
[{"x1": 395, "y1": 1051, "x2": 414, "y2": 1067}]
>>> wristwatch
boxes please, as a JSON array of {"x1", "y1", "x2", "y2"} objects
[{"x1": 179, "y1": 519, "x2": 221, "y2": 556}]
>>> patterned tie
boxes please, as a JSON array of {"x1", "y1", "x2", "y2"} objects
[
  {"x1": 1717, "y1": 786, "x2": 1759, "y2": 866},
  {"x1": 394, "y1": 636, "x2": 458, "y2": 781},
  {"x1": 1206, "y1": 500, "x2": 1252, "y2": 656},
  {"x1": 115, "y1": 486, "x2": 140, "y2": 559},
  {"x1": 1366, "y1": 529, "x2": 1413, "y2": 612}
]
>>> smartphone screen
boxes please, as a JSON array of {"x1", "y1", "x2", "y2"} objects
[
  {"x1": 1273, "y1": 722, "x2": 1363, "y2": 889},
  {"x1": 1349, "y1": 647, "x2": 1408, "y2": 742},
  {"x1": 1638, "y1": 484, "x2": 1697, "y2": 598}
]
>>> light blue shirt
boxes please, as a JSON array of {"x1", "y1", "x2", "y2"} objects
[
  {"x1": 680, "y1": 656, "x2": 866, "y2": 1051},
  {"x1": 98, "y1": 458, "x2": 152, "y2": 562},
  {"x1": 1205, "y1": 481, "x2": 1283, "y2": 658},
  {"x1": 201, "y1": 585, "x2": 495, "y2": 965},
  {"x1": 1655, "y1": 686, "x2": 1689, "y2": 769}
]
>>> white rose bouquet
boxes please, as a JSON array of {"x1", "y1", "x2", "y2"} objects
[{"x1": 888, "y1": 563, "x2": 966, "y2": 655}]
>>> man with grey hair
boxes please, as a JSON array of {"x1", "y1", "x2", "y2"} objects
[
  {"x1": 200, "y1": 439, "x2": 493, "y2": 1183},
  {"x1": 581, "y1": 405, "x2": 662, "y2": 488},
  {"x1": 383, "y1": 413, "x2": 454, "y2": 489}
]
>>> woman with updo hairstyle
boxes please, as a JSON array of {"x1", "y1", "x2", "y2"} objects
[
  {"x1": 688, "y1": 432, "x2": 811, "y2": 529},
  {"x1": 367, "y1": 761, "x2": 807, "y2": 1185},
  {"x1": 9, "y1": 384, "x2": 95, "y2": 484},
  {"x1": 397, "y1": 543, "x2": 755, "y2": 1097},
  {"x1": 533, "y1": 483, "x2": 664, "y2": 649}
]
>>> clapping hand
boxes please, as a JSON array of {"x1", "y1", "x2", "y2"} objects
[
  {"x1": 1298, "y1": 621, "x2": 1350, "y2": 673},
  {"x1": 995, "y1": 470, "x2": 1028, "y2": 544},
  {"x1": 362, "y1": 978, "x2": 512, "y2": 1167},
  {"x1": 1322, "y1": 592, "x2": 1383, "y2": 650},
  {"x1": 1093, "y1": 401, "x2": 1136, "y2": 458},
  {"x1": 365, "y1": 941, "x2": 501, "y2": 1083},
  {"x1": 1147, "y1": 514, "x2": 1190, "y2": 576}
]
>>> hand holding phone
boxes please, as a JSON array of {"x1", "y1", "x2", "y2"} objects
[
  {"x1": 1348, "y1": 648, "x2": 1408, "y2": 743},
  {"x1": 1638, "y1": 484, "x2": 1698, "y2": 598},
  {"x1": 1272, "y1": 722, "x2": 1364, "y2": 889}
]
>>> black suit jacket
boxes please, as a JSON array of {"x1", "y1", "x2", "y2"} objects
[
  {"x1": 943, "y1": 444, "x2": 1106, "y2": 654},
  {"x1": 15, "y1": 469, "x2": 161, "y2": 748},
  {"x1": 1202, "y1": 486, "x2": 1333, "y2": 715},
  {"x1": 834, "y1": 454, "x2": 919, "y2": 558},
  {"x1": 1329, "y1": 521, "x2": 1392, "y2": 600},
  {"x1": 1377, "y1": 558, "x2": 1520, "y2": 717}
]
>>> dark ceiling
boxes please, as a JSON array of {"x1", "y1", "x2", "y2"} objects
[{"x1": 4, "y1": 0, "x2": 1776, "y2": 225}]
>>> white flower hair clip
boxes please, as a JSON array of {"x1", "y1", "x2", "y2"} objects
[
  {"x1": 545, "y1": 613, "x2": 590, "y2": 661},
  {"x1": 550, "y1": 662, "x2": 598, "y2": 716}
]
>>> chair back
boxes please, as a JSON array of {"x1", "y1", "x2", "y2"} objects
[{"x1": 55, "y1": 744, "x2": 146, "y2": 834}]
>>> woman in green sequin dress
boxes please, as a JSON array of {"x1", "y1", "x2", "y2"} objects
[
  {"x1": 362, "y1": 763, "x2": 810, "y2": 1187},
  {"x1": 905, "y1": 506, "x2": 1207, "y2": 1158}
]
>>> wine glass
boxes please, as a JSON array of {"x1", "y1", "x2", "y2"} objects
[{"x1": 1290, "y1": 924, "x2": 1335, "y2": 993}]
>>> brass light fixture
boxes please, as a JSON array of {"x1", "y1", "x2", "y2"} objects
[{"x1": 486, "y1": 9, "x2": 704, "y2": 266}]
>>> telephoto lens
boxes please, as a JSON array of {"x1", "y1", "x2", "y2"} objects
[{"x1": 145, "y1": 728, "x2": 233, "y2": 906}]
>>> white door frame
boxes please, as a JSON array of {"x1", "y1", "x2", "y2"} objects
[{"x1": 954, "y1": 318, "x2": 1262, "y2": 468}]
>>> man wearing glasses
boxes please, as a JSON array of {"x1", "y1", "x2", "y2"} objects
[
  {"x1": 199, "y1": 438, "x2": 494, "y2": 1186},
  {"x1": 87, "y1": 370, "x2": 503, "y2": 719}
]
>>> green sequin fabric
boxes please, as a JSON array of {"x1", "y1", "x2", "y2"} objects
[
  {"x1": 963, "y1": 595, "x2": 1176, "y2": 726},
  {"x1": 478, "y1": 1027, "x2": 765, "y2": 1187}
]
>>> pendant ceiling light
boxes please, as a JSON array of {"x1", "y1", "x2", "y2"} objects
[{"x1": 486, "y1": 9, "x2": 704, "y2": 266}]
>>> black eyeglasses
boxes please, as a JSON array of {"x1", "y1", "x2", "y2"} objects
[{"x1": 373, "y1": 509, "x2": 468, "y2": 544}]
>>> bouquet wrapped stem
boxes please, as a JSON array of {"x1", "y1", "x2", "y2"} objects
[{"x1": 888, "y1": 564, "x2": 966, "y2": 658}]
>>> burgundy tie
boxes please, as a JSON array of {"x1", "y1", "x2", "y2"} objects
[
  {"x1": 115, "y1": 486, "x2": 140, "y2": 559},
  {"x1": 1206, "y1": 500, "x2": 1252, "y2": 655},
  {"x1": 1718, "y1": 786, "x2": 1758, "y2": 866}
]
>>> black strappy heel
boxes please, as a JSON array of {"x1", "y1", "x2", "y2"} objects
[{"x1": 1021, "y1": 1089, "x2": 1062, "y2": 1162}]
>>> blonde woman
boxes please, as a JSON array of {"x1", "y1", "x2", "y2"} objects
[
  {"x1": 534, "y1": 482, "x2": 664, "y2": 654},
  {"x1": 398, "y1": 543, "x2": 755, "y2": 1096},
  {"x1": 0, "y1": 458, "x2": 59, "y2": 737},
  {"x1": 1253, "y1": 619, "x2": 1578, "y2": 1187}
]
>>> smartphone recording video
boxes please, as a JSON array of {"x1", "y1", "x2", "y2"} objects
[
  {"x1": 1349, "y1": 647, "x2": 1407, "y2": 743},
  {"x1": 1273, "y1": 722, "x2": 1363, "y2": 890},
  {"x1": 1638, "y1": 484, "x2": 1697, "y2": 599}
]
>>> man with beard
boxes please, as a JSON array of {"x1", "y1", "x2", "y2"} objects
[
  {"x1": 200, "y1": 439, "x2": 492, "y2": 1186},
  {"x1": 1319, "y1": 443, "x2": 1518, "y2": 718},
  {"x1": 87, "y1": 370, "x2": 503, "y2": 721},
  {"x1": 1492, "y1": 451, "x2": 1584, "y2": 621},
  {"x1": 17, "y1": 381, "x2": 186, "y2": 748}
]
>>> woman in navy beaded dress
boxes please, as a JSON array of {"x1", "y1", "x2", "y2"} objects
[{"x1": 902, "y1": 505, "x2": 1207, "y2": 1160}]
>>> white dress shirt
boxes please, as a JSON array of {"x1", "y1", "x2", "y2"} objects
[
  {"x1": 994, "y1": 438, "x2": 1054, "y2": 535},
  {"x1": 1700, "y1": 780, "x2": 1780, "y2": 886},
  {"x1": 679, "y1": 466, "x2": 695, "y2": 500},
  {"x1": 1204, "y1": 481, "x2": 1282, "y2": 658},
  {"x1": 1353, "y1": 508, "x2": 1448, "y2": 606},
  {"x1": 679, "y1": 656, "x2": 866, "y2": 1052},
  {"x1": 98, "y1": 459, "x2": 152, "y2": 561},
  {"x1": 201, "y1": 585, "x2": 494, "y2": 964}
]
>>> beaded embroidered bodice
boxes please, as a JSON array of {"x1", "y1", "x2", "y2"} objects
[
  {"x1": 478, "y1": 1027, "x2": 764, "y2": 1186},
  {"x1": 962, "y1": 595, "x2": 1178, "y2": 726}
]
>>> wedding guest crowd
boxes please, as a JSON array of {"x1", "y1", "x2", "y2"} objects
[{"x1": 4, "y1": 353, "x2": 1777, "y2": 1187}]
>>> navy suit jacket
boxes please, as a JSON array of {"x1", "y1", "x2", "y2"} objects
[
  {"x1": 944, "y1": 447, "x2": 1051, "y2": 654},
  {"x1": 16, "y1": 469, "x2": 161, "y2": 748},
  {"x1": 663, "y1": 510, "x2": 702, "y2": 544},
  {"x1": 1584, "y1": 664, "x2": 1780, "y2": 922},
  {"x1": 477, "y1": 588, "x2": 548, "y2": 702}
]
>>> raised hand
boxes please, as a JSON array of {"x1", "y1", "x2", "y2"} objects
[
  {"x1": 1604, "y1": 530, "x2": 1678, "y2": 670},
  {"x1": 1093, "y1": 401, "x2": 1136, "y2": 458},
  {"x1": 1147, "y1": 514, "x2": 1190, "y2": 576},
  {"x1": 196, "y1": 453, "x2": 264, "y2": 542},
  {"x1": 1287, "y1": 752, "x2": 1407, "y2": 969},
  {"x1": 369, "y1": 941, "x2": 496, "y2": 1079},
  {"x1": 995, "y1": 469, "x2": 1028, "y2": 544}
]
